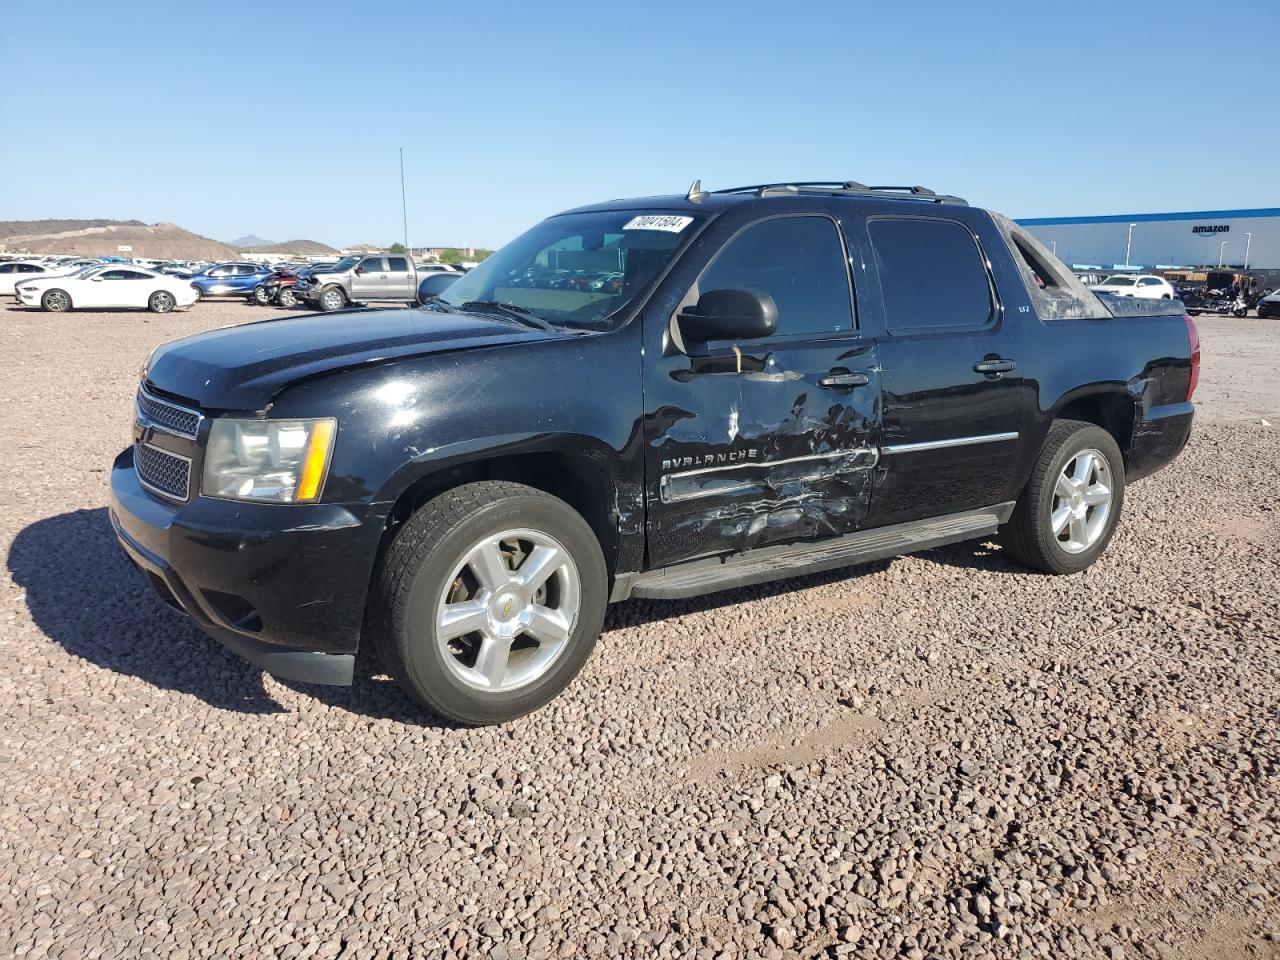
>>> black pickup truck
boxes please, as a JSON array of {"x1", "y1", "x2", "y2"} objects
[{"x1": 110, "y1": 181, "x2": 1198, "y2": 724}]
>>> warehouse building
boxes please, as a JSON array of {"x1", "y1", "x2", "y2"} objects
[{"x1": 1016, "y1": 208, "x2": 1280, "y2": 271}]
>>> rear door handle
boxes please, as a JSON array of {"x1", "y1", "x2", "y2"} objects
[
  {"x1": 818, "y1": 370, "x2": 870, "y2": 390},
  {"x1": 973, "y1": 359, "x2": 1016, "y2": 375}
]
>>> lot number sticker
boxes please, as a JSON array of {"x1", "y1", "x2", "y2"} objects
[{"x1": 623, "y1": 215, "x2": 694, "y2": 233}]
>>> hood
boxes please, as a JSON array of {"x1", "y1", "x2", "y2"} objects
[{"x1": 145, "y1": 307, "x2": 555, "y2": 410}]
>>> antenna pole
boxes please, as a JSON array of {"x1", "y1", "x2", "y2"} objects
[{"x1": 399, "y1": 147, "x2": 409, "y2": 253}]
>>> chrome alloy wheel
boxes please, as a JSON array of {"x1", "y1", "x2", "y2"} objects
[
  {"x1": 321, "y1": 289, "x2": 344, "y2": 311},
  {"x1": 1051, "y1": 448, "x2": 1113, "y2": 554},
  {"x1": 44, "y1": 290, "x2": 70, "y2": 312},
  {"x1": 434, "y1": 528, "x2": 580, "y2": 692}
]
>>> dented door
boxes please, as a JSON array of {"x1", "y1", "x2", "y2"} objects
[{"x1": 642, "y1": 209, "x2": 881, "y2": 568}]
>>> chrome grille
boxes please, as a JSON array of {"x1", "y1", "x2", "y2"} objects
[
  {"x1": 136, "y1": 386, "x2": 201, "y2": 439},
  {"x1": 134, "y1": 443, "x2": 191, "y2": 501}
]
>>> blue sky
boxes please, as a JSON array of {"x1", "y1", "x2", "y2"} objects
[{"x1": 4, "y1": 0, "x2": 1274, "y2": 249}]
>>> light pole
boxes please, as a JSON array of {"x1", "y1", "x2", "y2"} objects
[
  {"x1": 1050, "y1": 240, "x2": 1057, "y2": 257},
  {"x1": 1218, "y1": 240, "x2": 1227, "y2": 268},
  {"x1": 399, "y1": 147, "x2": 409, "y2": 254},
  {"x1": 1243, "y1": 232, "x2": 1253, "y2": 271},
  {"x1": 1124, "y1": 223, "x2": 1136, "y2": 266}
]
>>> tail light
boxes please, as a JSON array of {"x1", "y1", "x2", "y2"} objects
[{"x1": 1184, "y1": 313, "x2": 1200, "y2": 400}]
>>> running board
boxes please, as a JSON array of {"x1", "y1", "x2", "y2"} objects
[{"x1": 614, "y1": 502, "x2": 1015, "y2": 601}]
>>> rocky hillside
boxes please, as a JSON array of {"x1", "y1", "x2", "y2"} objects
[
  {"x1": 0, "y1": 219, "x2": 146, "y2": 241},
  {"x1": 240, "y1": 239, "x2": 339, "y2": 256},
  {"x1": 0, "y1": 220, "x2": 238, "y2": 260}
]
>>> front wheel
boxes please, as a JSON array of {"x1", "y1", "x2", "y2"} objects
[
  {"x1": 276, "y1": 288, "x2": 297, "y2": 309},
  {"x1": 1001, "y1": 420, "x2": 1125, "y2": 574},
  {"x1": 148, "y1": 290, "x2": 176, "y2": 314},
  {"x1": 42, "y1": 289, "x2": 71, "y2": 312},
  {"x1": 318, "y1": 287, "x2": 346, "y2": 312},
  {"x1": 371, "y1": 481, "x2": 607, "y2": 725}
]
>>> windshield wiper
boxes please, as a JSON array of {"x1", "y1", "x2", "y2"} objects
[{"x1": 459, "y1": 300, "x2": 556, "y2": 333}]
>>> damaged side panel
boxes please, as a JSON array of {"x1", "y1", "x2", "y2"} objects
[{"x1": 645, "y1": 340, "x2": 882, "y2": 567}]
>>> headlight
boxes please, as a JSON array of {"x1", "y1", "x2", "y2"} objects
[{"x1": 202, "y1": 418, "x2": 336, "y2": 502}]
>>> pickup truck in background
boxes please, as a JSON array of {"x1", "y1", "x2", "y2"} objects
[
  {"x1": 110, "y1": 180, "x2": 1198, "y2": 725},
  {"x1": 293, "y1": 253, "x2": 422, "y2": 311}
]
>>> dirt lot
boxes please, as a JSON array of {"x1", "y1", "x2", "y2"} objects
[{"x1": 2, "y1": 300, "x2": 1278, "y2": 960}]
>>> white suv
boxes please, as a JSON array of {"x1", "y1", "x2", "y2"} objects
[{"x1": 1090, "y1": 274, "x2": 1175, "y2": 299}]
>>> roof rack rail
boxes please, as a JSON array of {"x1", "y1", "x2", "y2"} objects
[{"x1": 711, "y1": 181, "x2": 968, "y2": 206}]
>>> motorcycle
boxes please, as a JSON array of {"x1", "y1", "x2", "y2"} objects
[{"x1": 1183, "y1": 287, "x2": 1248, "y2": 317}]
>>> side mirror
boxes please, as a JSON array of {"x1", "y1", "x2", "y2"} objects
[
  {"x1": 91, "y1": 276, "x2": 104, "y2": 282},
  {"x1": 678, "y1": 288, "x2": 777, "y2": 344},
  {"x1": 354, "y1": 267, "x2": 363, "y2": 275}
]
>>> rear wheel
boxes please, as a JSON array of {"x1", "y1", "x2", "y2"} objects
[
  {"x1": 191, "y1": 287, "x2": 203, "y2": 303},
  {"x1": 319, "y1": 286, "x2": 347, "y2": 312},
  {"x1": 252, "y1": 285, "x2": 272, "y2": 305},
  {"x1": 148, "y1": 290, "x2": 175, "y2": 314},
  {"x1": 1001, "y1": 420, "x2": 1125, "y2": 574},
  {"x1": 372, "y1": 481, "x2": 607, "y2": 725},
  {"x1": 41, "y1": 289, "x2": 71, "y2": 312}
]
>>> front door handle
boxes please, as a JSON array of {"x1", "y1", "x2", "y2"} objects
[
  {"x1": 818, "y1": 370, "x2": 870, "y2": 390},
  {"x1": 973, "y1": 358, "x2": 1016, "y2": 375}
]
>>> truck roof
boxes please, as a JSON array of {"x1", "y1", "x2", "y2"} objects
[{"x1": 565, "y1": 181, "x2": 970, "y2": 217}]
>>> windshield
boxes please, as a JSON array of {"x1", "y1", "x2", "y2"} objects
[
  {"x1": 1100, "y1": 275, "x2": 1136, "y2": 286},
  {"x1": 436, "y1": 210, "x2": 704, "y2": 331},
  {"x1": 328, "y1": 256, "x2": 361, "y2": 272}
]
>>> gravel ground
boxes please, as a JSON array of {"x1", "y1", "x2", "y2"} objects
[{"x1": 2, "y1": 300, "x2": 1278, "y2": 960}]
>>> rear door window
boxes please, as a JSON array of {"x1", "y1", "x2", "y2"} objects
[
  {"x1": 387, "y1": 256, "x2": 409, "y2": 272},
  {"x1": 869, "y1": 218, "x2": 994, "y2": 333}
]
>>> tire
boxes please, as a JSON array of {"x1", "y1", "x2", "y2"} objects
[
  {"x1": 318, "y1": 286, "x2": 347, "y2": 312},
  {"x1": 41, "y1": 289, "x2": 71, "y2": 313},
  {"x1": 276, "y1": 288, "x2": 297, "y2": 309},
  {"x1": 1000, "y1": 420, "x2": 1125, "y2": 575},
  {"x1": 253, "y1": 285, "x2": 271, "y2": 306},
  {"x1": 191, "y1": 287, "x2": 203, "y2": 302},
  {"x1": 371, "y1": 481, "x2": 607, "y2": 725},
  {"x1": 148, "y1": 290, "x2": 175, "y2": 314}
]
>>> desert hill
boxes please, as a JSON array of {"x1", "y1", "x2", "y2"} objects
[
  {"x1": 0, "y1": 220, "x2": 239, "y2": 260},
  {"x1": 241, "y1": 239, "x2": 339, "y2": 256}
]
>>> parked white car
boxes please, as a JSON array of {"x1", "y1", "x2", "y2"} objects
[
  {"x1": 0, "y1": 260, "x2": 65, "y2": 295},
  {"x1": 1090, "y1": 274, "x2": 1175, "y2": 299},
  {"x1": 15, "y1": 265, "x2": 199, "y2": 313}
]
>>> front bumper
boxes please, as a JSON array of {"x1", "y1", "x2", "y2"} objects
[{"x1": 109, "y1": 447, "x2": 386, "y2": 685}]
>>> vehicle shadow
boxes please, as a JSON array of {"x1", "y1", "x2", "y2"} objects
[
  {"x1": 7, "y1": 508, "x2": 468, "y2": 726},
  {"x1": 7, "y1": 509, "x2": 1026, "y2": 723},
  {"x1": 918, "y1": 537, "x2": 1048, "y2": 575},
  {"x1": 7, "y1": 508, "x2": 287, "y2": 714},
  {"x1": 605, "y1": 558, "x2": 895, "y2": 628},
  {"x1": 606, "y1": 538, "x2": 1029, "y2": 628},
  {"x1": 279, "y1": 651, "x2": 468, "y2": 729}
]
